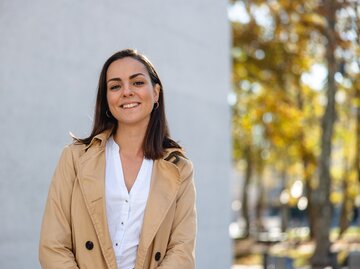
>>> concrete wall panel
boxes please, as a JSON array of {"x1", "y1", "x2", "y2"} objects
[{"x1": 0, "y1": 1, "x2": 231, "y2": 268}]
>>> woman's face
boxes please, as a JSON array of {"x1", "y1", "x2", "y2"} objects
[{"x1": 106, "y1": 57, "x2": 160, "y2": 128}]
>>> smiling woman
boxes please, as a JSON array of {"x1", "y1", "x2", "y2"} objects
[{"x1": 39, "y1": 49, "x2": 197, "y2": 269}]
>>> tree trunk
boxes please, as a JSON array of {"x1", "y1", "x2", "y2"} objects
[
  {"x1": 304, "y1": 175, "x2": 316, "y2": 239},
  {"x1": 296, "y1": 85, "x2": 316, "y2": 239},
  {"x1": 241, "y1": 145, "x2": 252, "y2": 237},
  {"x1": 339, "y1": 158, "x2": 351, "y2": 236},
  {"x1": 280, "y1": 169, "x2": 288, "y2": 233},
  {"x1": 255, "y1": 168, "x2": 265, "y2": 232},
  {"x1": 311, "y1": 0, "x2": 338, "y2": 268}
]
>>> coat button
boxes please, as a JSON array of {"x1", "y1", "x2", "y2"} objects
[
  {"x1": 155, "y1": 252, "x2": 161, "y2": 261},
  {"x1": 85, "y1": 241, "x2": 94, "y2": 250}
]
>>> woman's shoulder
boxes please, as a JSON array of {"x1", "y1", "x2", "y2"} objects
[
  {"x1": 66, "y1": 141, "x2": 87, "y2": 154},
  {"x1": 64, "y1": 129, "x2": 112, "y2": 156},
  {"x1": 163, "y1": 148, "x2": 193, "y2": 179},
  {"x1": 163, "y1": 148, "x2": 189, "y2": 163},
  {"x1": 56, "y1": 142, "x2": 87, "y2": 165}
]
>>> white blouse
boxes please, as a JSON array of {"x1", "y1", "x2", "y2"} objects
[{"x1": 105, "y1": 136, "x2": 153, "y2": 269}]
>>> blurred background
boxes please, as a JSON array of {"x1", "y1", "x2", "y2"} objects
[
  {"x1": 229, "y1": 0, "x2": 360, "y2": 269},
  {"x1": 1, "y1": 1, "x2": 359, "y2": 269}
]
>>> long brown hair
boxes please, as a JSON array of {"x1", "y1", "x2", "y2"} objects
[{"x1": 76, "y1": 49, "x2": 181, "y2": 159}]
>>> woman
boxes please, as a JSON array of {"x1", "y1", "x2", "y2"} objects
[{"x1": 39, "y1": 49, "x2": 197, "y2": 269}]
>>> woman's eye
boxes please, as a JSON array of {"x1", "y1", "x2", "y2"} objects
[
  {"x1": 110, "y1": 85, "x2": 120, "y2": 90},
  {"x1": 134, "y1": 81, "x2": 144, "y2": 86}
]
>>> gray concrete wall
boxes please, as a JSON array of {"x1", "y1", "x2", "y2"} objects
[{"x1": 0, "y1": 1, "x2": 232, "y2": 268}]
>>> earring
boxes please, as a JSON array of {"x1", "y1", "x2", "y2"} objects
[
  {"x1": 153, "y1": 101, "x2": 159, "y2": 110},
  {"x1": 106, "y1": 110, "x2": 112, "y2": 118}
]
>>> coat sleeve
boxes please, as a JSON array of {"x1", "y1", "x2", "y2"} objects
[
  {"x1": 158, "y1": 159, "x2": 197, "y2": 269},
  {"x1": 39, "y1": 146, "x2": 80, "y2": 269}
]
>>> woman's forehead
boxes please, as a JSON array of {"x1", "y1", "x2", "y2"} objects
[{"x1": 107, "y1": 57, "x2": 148, "y2": 77}]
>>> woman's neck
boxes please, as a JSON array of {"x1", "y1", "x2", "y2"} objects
[{"x1": 113, "y1": 124, "x2": 147, "y2": 158}]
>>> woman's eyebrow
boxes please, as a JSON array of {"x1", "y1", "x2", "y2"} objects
[
  {"x1": 129, "y1": 73, "x2": 145, "y2": 79},
  {"x1": 107, "y1": 73, "x2": 145, "y2": 84}
]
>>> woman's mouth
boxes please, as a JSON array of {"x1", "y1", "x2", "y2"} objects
[{"x1": 121, "y1": 102, "x2": 140, "y2": 109}]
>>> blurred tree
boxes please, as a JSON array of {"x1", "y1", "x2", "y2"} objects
[
  {"x1": 230, "y1": 0, "x2": 360, "y2": 267},
  {"x1": 231, "y1": 0, "x2": 322, "y2": 238},
  {"x1": 310, "y1": 0, "x2": 337, "y2": 267},
  {"x1": 335, "y1": 0, "x2": 360, "y2": 236}
]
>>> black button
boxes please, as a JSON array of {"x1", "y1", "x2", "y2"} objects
[
  {"x1": 85, "y1": 241, "x2": 94, "y2": 250},
  {"x1": 155, "y1": 252, "x2": 161, "y2": 261}
]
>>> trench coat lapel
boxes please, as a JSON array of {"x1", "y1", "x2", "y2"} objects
[
  {"x1": 77, "y1": 134, "x2": 117, "y2": 269},
  {"x1": 136, "y1": 158, "x2": 180, "y2": 267}
]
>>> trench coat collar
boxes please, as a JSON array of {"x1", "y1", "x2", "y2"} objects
[
  {"x1": 77, "y1": 130, "x2": 182, "y2": 269},
  {"x1": 83, "y1": 128, "x2": 114, "y2": 150}
]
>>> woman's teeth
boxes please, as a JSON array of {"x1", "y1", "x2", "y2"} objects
[{"x1": 122, "y1": 103, "x2": 139, "y2": 109}]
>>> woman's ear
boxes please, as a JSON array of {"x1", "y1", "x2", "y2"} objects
[{"x1": 154, "y1": 84, "x2": 160, "y2": 101}]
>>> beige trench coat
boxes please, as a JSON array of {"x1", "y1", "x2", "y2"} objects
[{"x1": 39, "y1": 130, "x2": 196, "y2": 269}]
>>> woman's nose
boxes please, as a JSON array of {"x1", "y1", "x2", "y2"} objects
[{"x1": 122, "y1": 83, "x2": 134, "y2": 97}]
